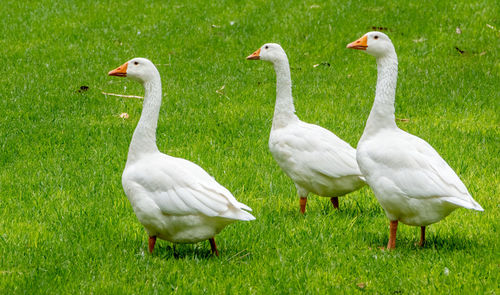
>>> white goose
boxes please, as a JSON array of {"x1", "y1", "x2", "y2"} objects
[
  {"x1": 247, "y1": 44, "x2": 366, "y2": 214},
  {"x1": 347, "y1": 32, "x2": 483, "y2": 249},
  {"x1": 108, "y1": 58, "x2": 255, "y2": 256}
]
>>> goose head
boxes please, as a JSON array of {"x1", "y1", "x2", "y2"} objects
[
  {"x1": 347, "y1": 32, "x2": 395, "y2": 58},
  {"x1": 246, "y1": 43, "x2": 287, "y2": 63},
  {"x1": 108, "y1": 57, "x2": 158, "y2": 83}
]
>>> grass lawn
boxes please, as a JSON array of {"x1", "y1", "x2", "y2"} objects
[{"x1": 0, "y1": 0, "x2": 498, "y2": 293}]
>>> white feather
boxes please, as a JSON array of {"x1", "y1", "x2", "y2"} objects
[
  {"x1": 117, "y1": 58, "x2": 254, "y2": 244},
  {"x1": 353, "y1": 32, "x2": 483, "y2": 227},
  {"x1": 250, "y1": 43, "x2": 365, "y2": 207}
]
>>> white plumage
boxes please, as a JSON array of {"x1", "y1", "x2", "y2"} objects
[
  {"x1": 247, "y1": 44, "x2": 365, "y2": 213},
  {"x1": 347, "y1": 32, "x2": 483, "y2": 249},
  {"x1": 122, "y1": 153, "x2": 255, "y2": 242},
  {"x1": 109, "y1": 58, "x2": 254, "y2": 255},
  {"x1": 270, "y1": 121, "x2": 364, "y2": 198},
  {"x1": 357, "y1": 129, "x2": 483, "y2": 226}
]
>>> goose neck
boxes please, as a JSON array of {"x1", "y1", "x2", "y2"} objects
[
  {"x1": 127, "y1": 77, "x2": 162, "y2": 162},
  {"x1": 363, "y1": 55, "x2": 399, "y2": 135},
  {"x1": 272, "y1": 58, "x2": 298, "y2": 129}
]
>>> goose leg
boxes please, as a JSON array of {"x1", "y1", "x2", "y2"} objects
[
  {"x1": 419, "y1": 226, "x2": 426, "y2": 247},
  {"x1": 330, "y1": 197, "x2": 339, "y2": 209},
  {"x1": 148, "y1": 236, "x2": 157, "y2": 253},
  {"x1": 299, "y1": 197, "x2": 307, "y2": 214},
  {"x1": 387, "y1": 220, "x2": 398, "y2": 250},
  {"x1": 209, "y1": 238, "x2": 219, "y2": 256},
  {"x1": 172, "y1": 244, "x2": 179, "y2": 258}
]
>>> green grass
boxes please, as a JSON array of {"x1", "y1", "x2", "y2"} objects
[{"x1": 0, "y1": 0, "x2": 499, "y2": 293}]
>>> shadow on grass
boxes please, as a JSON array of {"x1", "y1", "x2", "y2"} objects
[
  {"x1": 421, "y1": 233, "x2": 480, "y2": 251},
  {"x1": 314, "y1": 193, "x2": 384, "y2": 218},
  {"x1": 362, "y1": 229, "x2": 480, "y2": 252},
  {"x1": 150, "y1": 243, "x2": 211, "y2": 260},
  {"x1": 150, "y1": 242, "x2": 253, "y2": 261}
]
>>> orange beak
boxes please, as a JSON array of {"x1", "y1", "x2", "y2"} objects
[
  {"x1": 347, "y1": 35, "x2": 368, "y2": 50},
  {"x1": 246, "y1": 48, "x2": 261, "y2": 60},
  {"x1": 108, "y1": 62, "x2": 128, "y2": 77}
]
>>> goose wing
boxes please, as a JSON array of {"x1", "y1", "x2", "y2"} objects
[
  {"x1": 123, "y1": 154, "x2": 255, "y2": 220},
  {"x1": 361, "y1": 130, "x2": 483, "y2": 210},
  {"x1": 270, "y1": 122, "x2": 363, "y2": 181}
]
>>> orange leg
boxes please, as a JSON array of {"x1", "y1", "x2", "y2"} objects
[
  {"x1": 330, "y1": 197, "x2": 339, "y2": 209},
  {"x1": 419, "y1": 226, "x2": 426, "y2": 247},
  {"x1": 300, "y1": 197, "x2": 307, "y2": 214},
  {"x1": 148, "y1": 236, "x2": 157, "y2": 253},
  {"x1": 387, "y1": 220, "x2": 398, "y2": 250},
  {"x1": 209, "y1": 237, "x2": 219, "y2": 256}
]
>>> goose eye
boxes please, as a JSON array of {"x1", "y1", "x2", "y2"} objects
[
  {"x1": 264, "y1": 45, "x2": 269, "y2": 49},
  {"x1": 134, "y1": 61, "x2": 139, "y2": 65},
  {"x1": 374, "y1": 36, "x2": 379, "y2": 40}
]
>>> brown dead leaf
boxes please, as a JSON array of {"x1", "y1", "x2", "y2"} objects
[
  {"x1": 357, "y1": 282, "x2": 366, "y2": 289},
  {"x1": 77, "y1": 85, "x2": 89, "y2": 93},
  {"x1": 454, "y1": 46, "x2": 465, "y2": 54},
  {"x1": 396, "y1": 118, "x2": 410, "y2": 122},
  {"x1": 371, "y1": 26, "x2": 389, "y2": 31}
]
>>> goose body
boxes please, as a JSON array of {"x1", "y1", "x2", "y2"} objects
[
  {"x1": 269, "y1": 120, "x2": 365, "y2": 200},
  {"x1": 347, "y1": 32, "x2": 483, "y2": 248},
  {"x1": 122, "y1": 152, "x2": 255, "y2": 243},
  {"x1": 247, "y1": 44, "x2": 365, "y2": 213},
  {"x1": 109, "y1": 58, "x2": 254, "y2": 255}
]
